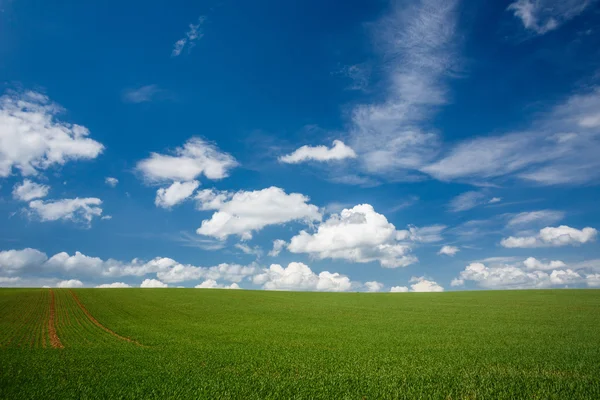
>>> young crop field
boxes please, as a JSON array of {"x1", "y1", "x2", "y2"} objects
[{"x1": 1, "y1": 288, "x2": 599, "y2": 399}]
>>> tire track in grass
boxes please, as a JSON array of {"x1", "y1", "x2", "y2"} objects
[
  {"x1": 68, "y1": 290, "x2": 143, "y2": 346},
  {"x1": 48, "y1": 289, "x2": 63, "y2": 349}
]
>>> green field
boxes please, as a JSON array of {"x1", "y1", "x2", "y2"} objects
[{"x1": 1, "y1": 288, "x2": 599, "y2": 399}]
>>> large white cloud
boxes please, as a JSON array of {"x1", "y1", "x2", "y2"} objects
[
  {"x1": 288, "y1": 204, "x2": 417, "y2": 268},
  {"x1": 140, "y1": 278, "x2": 168, "y2": 288},
  {"x1": 0, "y1": 91, "x2": 104, "y2": 178},
  {"x1": 196, "y1": 187, "x2": 322, "y2": 240},
  {"x1": 155, "y1": 180, "x2": 200, "y2": 208},
  {"x1": 523, "y1": 257, "x2": 566, "y2": 271},
  {"x1": 28, "y1": 197, "x2": 104, "y2": 224},
  {"x1": 95, "y1": 282, "x2": 131, "y2": 288},
  {"x1": 0, "y1": 248, "x2": 48, "y2": 272},
  {"x1": 501, "y1": 225, "x2": 597, "y2": 248},
  {"x1": 409, "y1": 276, "x2": 444, "y2": 292},
  {"x1": 279, "y1": 140, "x2": 356, "y2": 163},
  {"x1": 454, "y1": 261, "x2": 588, "y2": 289},
  {"x1": 364, "y1": 281, "x2": 384, "y2": 292},
  {"x1": 195, "y1": 279, "x2": 240, "y2": 289},
  {"x1": 136, "y1": 138, "x2": 237, "y2": 183},
  {"x1": 252, "y1": 262, "x2": 352, "y2": 292},
  {"x1": 57, "y1": 279, "x2": 84, "y2": 288},
  {"x1": 12, "y1": 180, "x2": 50, "y2": 201}
]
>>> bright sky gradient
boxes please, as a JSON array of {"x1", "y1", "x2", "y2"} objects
[{"x1": 1, "y1": 0, "x2": 599, "y2": 291}]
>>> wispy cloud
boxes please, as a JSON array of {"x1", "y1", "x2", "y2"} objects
[
  {"x1": 349, "y1": 0, "x2": 460, "y2": 178},
  {"x1": 424, "y1": 87, "x2": 600, "y2": 186},
  {"x1": 172, "y1": 16, "x2": 206, "y2": 57},
  {"x1": 507, "y1": 0, "x2": 595, "y2": 35},
  {"x1": 122, "y1": 85, "x2": 162, "y2": 103}
]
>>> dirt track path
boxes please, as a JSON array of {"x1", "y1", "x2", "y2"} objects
[
  {"x1": 68, "y1": 290, "x2": 143, "y2": 346},
  {"x1": 48, "y1": 289, "x2": 64, "y2": 349}
]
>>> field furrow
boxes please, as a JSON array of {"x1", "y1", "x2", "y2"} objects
[{"x1": 48, "y1": 289, "x2": 63, "y2": 349}]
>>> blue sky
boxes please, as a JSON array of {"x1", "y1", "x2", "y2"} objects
[{"x1": 1, "y1": 0, "x2": 599, "y2": 291}]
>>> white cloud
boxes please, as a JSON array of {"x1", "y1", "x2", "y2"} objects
[
  {"x1": 390, "y1": 286, "x2": 409, "y2": 293},
  {"x1": 365, "y1": 281, "x2": 384, "y2": 292},
  {"x1": 424, "y1": 88, "x2": 600, "y2": 186},
  {"x1": 122, "y1": 85, "x2": 161, "y2": 103},
  {"x1": 234, "y1": 243, "x2": 263, "y2": 257},
  {"x1": 171, "y1": 16, "x2": 206, "y2": 57},
  {"x1": 489, "y1": 197, "x2": 502, "y2": 204},
  {"x1": 155, "y1": 180, "x2": 199, "y2": 209},
  {"x1": 438, "y1": 245, "x2": 459, "y2": 256},
  {"x1": 408, "y1": 225, "x2": 446, "y2": 243},
  {"x1": 253, "y1": 262, "x2": 352, "y2": 292},
  {"x1": 409, "y1": 276, "x2": 444, "y2": 292},
  {"x1": 349, "y1": 0, "x2": 459, "y2": 177},
  {"x1": 501, "y1": 225, "x2": 597, "y2": 248},
  {"x1": 12, "y1": 180, "x2": 50, "y2": 201},
  {"x1": 587, "y1": 274, "x2": 600, "y2": 287},
  {"x1": 28, "y1": 197, "x2": 103, "y2": 225},
  {"x1": 448, "y1": 191, "x2": 488, "y2": 212},
  {"x1": 455, "y1": 261, "x2": 586, "y2": 289},
  {"x1": 105, "y1": 177, "x2": 118, "y2": 187},
  {"x1": 523, "y1": 257, "x2": 566, "y2": 271},
  {"x1": 196, "y1": 187, "x2": 321, "y2": 240},
  {"x1": 508, "y1": 0, "x2": 594, "y2": 35},
  {"x1": 288, "y1": 204, "x2": 417, "y2": 268},
  {"x1": 507, "y1": 210, "x2": 565, "y2": 227},
  {"x1": 268, "y1": 239, "x2": 287, "y2": 257},
  {"x1": 450, "y1": 278, "x2": 464, "y2": 287},
  {"x1": 140, "y1": 278, "x2": 168, "y2": 288},
  {"x1": 0, "y1": 248, "x2": 48, "y2": 272},
  {"x1": 137, "y1": 138, "x2": 237, "y2": 183},
  {"x1": 279, "y1": 140, "x2": 357, "y2": 164},
  {"x1": 0, "y1": 91, "x2": 103, "y2": 177},
  {"x1": 57, "y1": 279, "x2": 83, "y2": 288},
  {"x1": 95, "y1": 282, "x2": 131, "y2": 288},
  {"x1": 194, "y1": 279, "x2": 241, "y2": 289}
]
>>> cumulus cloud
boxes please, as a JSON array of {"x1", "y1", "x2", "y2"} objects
[
  {"x1": 57, "y1": 279, "x2": 84, "y2": 288},
  {"x1": 0, "y1": 248, "x2": 48, "y2": 272},
  {"x1": 12, "y1": 180, "x2": 50, "y2": 201},
  {"x1": 0, "y1": 91, "x2": 103, "y2": 177},
  {"x1": 438, "y1": 245, "x2": 459, "y2": 256},
  {"x1": 105, "y1": 177, "x2": 118, "y2": 187},
  {"x1": 288, "y1": 204, "x2": 417, "y2": 268},
  {"x1": 140, "y1": 279, "x2": 168, "y2": 288},
  {"x1": 409, "y1": 276, "x2": 444, "y2": 292},
  {"x1": 268, "y1": 239, "x2": 287, "y2": 257},
  {"x1": 450, "y1": 278, "x2": 464, "y2": 287},
  {"x1": 365, "y1": 281, "x2": 384, "y2": 292},
  {"x1": 454, "y1": 261, "x2": 588, "y2": 289},
  {"x1": 507, "y1": 0, "x2": 594, "y2": 35},
  {"x1": 279, "y1": 140, "x2": 357, "y2": 164},
  {"x1": 95, "y1": 282, "x2": 131, "y2": 288},
  {"x1": 523, "y1": 257, "x2": 566, "y2": 270},
  {"x1": 501, "y1": 225, "x2": 597, "y2": 248},
  {"x1": 137, "y1": 138, "x2": 237, "y2": 183},
  {"x1": 28, "y1": 197, "x2": 104, "y2": 225},
  {"x1": 155, "y1": 180, "x2": 200, "y2": 208},
  {"x1": 194, "y1": 279, "x2": 240, "y2": 289},
  {"x1": 390, "y1": 286, "x2": 409, "y2": 292},
  {"x1": 253, "y1": 262, "x2": 352, "y2": 292},
  {"x1": 172, "y1": 16, "x2": 206, "y2": 57},
  {"x1": 196, "y1": 187, "x2": 321, "y2": 240}
]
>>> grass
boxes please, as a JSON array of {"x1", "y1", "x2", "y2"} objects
[{"x1": 0, "y1": 288, "x2": 599, "y2": 399}]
